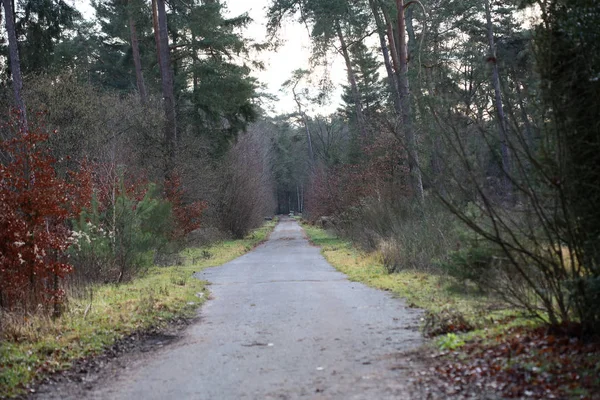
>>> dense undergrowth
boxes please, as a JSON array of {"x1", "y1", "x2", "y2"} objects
[{"x1": 0, "y1": 221, "x2": 276, "y2": 398}]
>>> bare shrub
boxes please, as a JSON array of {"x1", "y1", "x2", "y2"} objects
[
  {"x1": 185, "y1": 226, "x2": 228, "y2": 247},
  {"x1": 422, "y1": 308, "x2": 475, "y2": 337},
  {"x1": 21, "y1": 74, "x2": 166, "y2": 177},
  {"x1": 214, "y1": 123, "x2": 277, "y2": 238},
  {"x1": 377, "y1": 237, "x2": 402, "y2": 274},
  {"x1": 339, "y1": 198, "x2": 457, "y2": 272}
]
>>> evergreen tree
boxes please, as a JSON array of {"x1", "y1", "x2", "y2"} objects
[{"x1": 0, "y1": 0, "x2": 80, "y2": 78}]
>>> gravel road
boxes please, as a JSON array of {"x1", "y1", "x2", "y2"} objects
[{"x1": 83, "y1": 218, "x2": 424, "y2": 399}]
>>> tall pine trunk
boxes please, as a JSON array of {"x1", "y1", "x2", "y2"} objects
[
  {"x1": 369, "y1": 0, "x2": 400, "y2": 110},
  {"x1": 128, "y1": 4, "x2": 147, "y2": 104},
  {"x1": 396, "y1": 0, "x2": 424, "y2": 203},
  {"x1": 485, "y1": 0, "x2": 511, "y2": 196},
  {"x1": 2, "y1": 0, "x2": 27, "y2": 132},
  {"x1": 151, "y1": 0, "x2": 161, "y2": 66},
  {"x1": 154, "y1": 0, "x2": 177, "y2": 176},
  {"x1": 335, "y1": 22, "x2": 367, "y2": 139}
]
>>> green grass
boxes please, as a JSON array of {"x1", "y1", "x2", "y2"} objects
[
  {"x1": 0, "y1": 220, "x2": 277, "y2": 398},
  {"x1": 304, "y1": 224, "x2": 598, "y2": 398},
  {"x1": 302, "y1": 224, "x2": 527, "y2": 340}
]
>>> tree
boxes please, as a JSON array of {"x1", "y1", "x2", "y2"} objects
[
  {"x1": 267, "y1": 0, "x2": 370, "y2": 139},
  {"x1": 392, "y1": 0, "x2": 424, "y2": 202},
  {"x1": 282, "y1": 69, "x2": 316, "y2": 164},
  {"x1": 215, "y1": 122, "x2": 276, "y2": 238},
  {"x1": 89, "y1": 0, "x2": 259, "y2": 159},
  {"x1": 128, "y1": 0, "x2": 148, "y2": 103},
  {"x1": 534, "y1": 0, "x2": 600, "y2": 333},
  {"x1": 92, "y1": 0, "x2": 155, "y2": 92},
  {"x1": 0, "y1": 120, "x2": 91, "y2": 311},
  {"x1": 340, "y1": 42, "x2": 385, "y2": 127},
  {"x1": 2, "y1": 0, "x2": 27, "y2": 131},
  {"x1": 154, "y1": 0, "x2": 177, "y2": 176},
  {"x1": 15, "y1": 0, "x2": 79, "y2": 74},
  {"x1": 484, "y1": 0, "x2": 511, "y2": 196}
]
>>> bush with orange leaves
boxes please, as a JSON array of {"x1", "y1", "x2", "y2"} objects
[
  {"x1": 0, "y1": 120, "x2": 92, "y2": 312},
  {"x1": 164, "y1": 173, "x2": 208, "y2": 240}
]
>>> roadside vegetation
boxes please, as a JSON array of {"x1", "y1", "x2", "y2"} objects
[
  {"x1": 0, "y1": 1, "x2": 277, "y2": 396},
  {"x1": 0, "y1": 221, "x2": 276, "y2": 398},
  {"x1": 267, "y1": 0, "x2": 599, "y2": 396},
  {"x1": 303, "y1": 223, "x2": 523, "y2": 337},
  {"x1": 303, "y1": 223, "x2": 600, "y2": 398}
]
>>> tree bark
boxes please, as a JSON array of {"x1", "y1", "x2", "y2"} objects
[
  {"x1": 380, "y1": 3, "x2": 400, "y2": 73},
  {"x1": 485, "y1": 0, "x2": 511, "y2": 196},
  {"x1": 151, "y1": 0, "x2": 161, "y2": 67},
  {"x1": 396, "y1": 0, "x2": 424, "y2": 203},
  {"x1": 405, "y1": 7, "x2": 416, "y2": 57},
  {"x1": 369, "y1": 0, "x2": 400, "y2": 111},
  {"x1": 2, "y1": 0, "x2": 27, "y2": 132},
  {"x1": 515, "y1": 81, "x2": 535, "y2": 152},
  {"x1": 128, "y1": 5, "x2": 147, "y2": 104},
  {"x1": 292, "y1": 83, "x2": 315, "y2": 164},
  {"x1": 154, "y1": 0, "x2": 177, "y2": 176},
  {"x1": 335, "y1": 22, "x2": 368, "y2": 140}
]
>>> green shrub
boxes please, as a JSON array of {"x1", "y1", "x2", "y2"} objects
[
  {"x1": 70, "y1": 182, "x2": 172, "y2": 283},
  {"x1": 441, "y1": 237, "x2": 503, "y2": 289},
  {"x1": 436, "y1": 333, "x2": 466, "y2": 351}
]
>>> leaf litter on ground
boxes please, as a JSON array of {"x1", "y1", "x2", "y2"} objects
[{"x1": 414, "y1": 324, "x2": 600, "y2": 399}]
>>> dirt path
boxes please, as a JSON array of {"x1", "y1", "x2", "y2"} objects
[{"x1": 37, "y1": 218, "x2": 425, "y2": 399}]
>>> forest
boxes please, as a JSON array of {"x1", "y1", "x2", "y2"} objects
[{"x1": 0, "y1": 0, "x2": 599, "y2": 398}]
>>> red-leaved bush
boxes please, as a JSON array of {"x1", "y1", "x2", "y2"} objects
[
  {"x1": 306, "y1": 133, "x2": 409, "y2": 221},
  {"x1": 165, "y1": 174, "x2": 207, "y2": 239},
  {"x1": 0, "y1": 121, "x2": 91, "y2": 311}
]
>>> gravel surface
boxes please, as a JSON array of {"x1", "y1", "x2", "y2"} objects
[{"x1": 38, "y1": 218, "x2": 426, "y2": 399}]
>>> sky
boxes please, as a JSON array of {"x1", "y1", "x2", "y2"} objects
[
  {"x1": 224, "y1": 0, "x2": 345, "y2": 115},
  {"x1": 74, "y1": 0, "x2": 345, "y2": 116}
]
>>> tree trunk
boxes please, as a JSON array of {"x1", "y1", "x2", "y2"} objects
[
  {"x1": 300, "y1": 184, "x2": 304, "y2": 213},
  {"x1": 154, "y1": 0, "x2": 177, "y2": 176},
  {"x1": 380, "y1": 3, "x2": 400, "y2": 73},
  {"x1": 396, "y1": 0, "x2": 424, "y2": 203},
  {"x1": 292, "y1": 83, "x2": 315, "y2": 163},
  {"x1": 128, "y1": 5, "x2": 147, "y2": 104},
  {"x1": 515, "y1": 81, "x2": 535, "y2": 152},
  {"x1": 151, "y1": 0, "x2": 161, "y2": 66},
  {"x1": 2, "y1": 0, "x2": 27, "y2": 132},
  {"x1": 485, "y1": 0, "x2": 511, "y2": 196},
  {"x1": 369, "y1": 0, "x2": 400, "y2": 111},
  {"x1": 335, "y1": 22, "x2": 367, "y2": 139}
]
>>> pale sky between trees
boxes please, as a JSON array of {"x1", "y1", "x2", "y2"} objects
[{"x1": 74, "y1": 0, "x2": 346, "y2": 115}]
